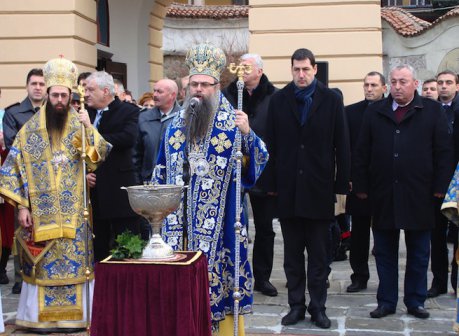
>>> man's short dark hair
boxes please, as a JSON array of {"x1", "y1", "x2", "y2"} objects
[
  {"x1": 366, "y1": 71, "x2": 386, "y2": 86},
  {"x1": 436, "y1": 70, "x2": 459, "y2": 84},
  {"x1": 423, "y1": 78, "x2": 437, "y2": 86},
  {"x1": 26, "y1": 68, "x2": 44, "y2": 85},
  {"x1": 291, "y1": 48, "x2": 316, "y2": 67},
  {"x1": 77, "y1": 72, "x2": 92, "y2": 84}
]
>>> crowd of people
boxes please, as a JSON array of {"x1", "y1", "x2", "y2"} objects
[{"x1": 0, "y1": 42, "x2": 457, "y2": 335}]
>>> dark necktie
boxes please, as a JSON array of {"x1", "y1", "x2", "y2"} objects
[
  {"x1": 34, "y1": 106, "x2": 40, "y2": 113},
  {"x1": 94, "y1": 110, "x2": 105, "y2": 129}
]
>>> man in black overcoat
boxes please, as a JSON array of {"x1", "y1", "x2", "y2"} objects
[
  {"x1": 266, "y1": 48, "x2": 350, "y2": 329},
  {"x1": 353, "y1": 65, "x2": 454, "y2": 319},
  {"x1": 345, "y1": 71, "x2": 386, "y2": 293},
  {"x1": 222, "y1": 53, "x2": 279, "y2": 297},
  {"x1": 428, "y1": 70, "x2": 459, "y2": 298},
  {"x1": 84, "y1": 71, "x2": 141, "y2": 262}
]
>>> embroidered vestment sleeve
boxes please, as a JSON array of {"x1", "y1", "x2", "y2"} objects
[
  {"x1": 240, "y1": 129, "x2": 269, "y2": 189},
  {"x1": 71, "y1": 126, "x2": 112, "y2": 172},
  {"x1": 0, "y1": 142, "x2": 29, "y2": 208}
]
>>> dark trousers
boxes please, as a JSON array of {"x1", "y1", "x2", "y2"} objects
[
  {"x1": 349, "y1": 215, "x2": 372, "y2": 283},
  {"x1": 280, "y1": 217, "x2": 330, "y2": 315},
  {"x1": 430, "y1": 198, "x2": 449, "y2": 292},
  {"x1": 93, "y1": 216, "x2": 141, "y2": 262},
  {"x1": 373, "y1": 228, "x2": 430, "y2": 310},
  {"x1": 249, "y1": 193, "x2": 276, "y2": 283}
]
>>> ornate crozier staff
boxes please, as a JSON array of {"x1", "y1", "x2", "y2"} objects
[
  {"x1": 77, "y1": 85, "x2": 92, "y2": 335},
  {"x1": 227, "y1": 62, "x2": 252, "y2": 336}
]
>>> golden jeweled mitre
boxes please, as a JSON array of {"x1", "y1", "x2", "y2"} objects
[
  {"x1": 43, "y1": 56, "x2": 78, "y2": 90},
  {"x1": 185, "y1": 42, "x2": 226, "y2": 81}
]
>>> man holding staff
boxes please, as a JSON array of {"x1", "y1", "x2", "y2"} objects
[
  {"x1": 0, "y1": 57, "x2": 111, "y2": 331},
  {"x1": 154, "y1": 42, "x2": 268, "y2": 335}
]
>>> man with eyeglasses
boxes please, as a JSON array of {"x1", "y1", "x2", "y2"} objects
[
  {"x1": 0, "y1": 57, "x2": 111, "y2": 331},
  {"x1": 2, "y1": 68, "x2": 47, "y2": 295},
  {"x1": 153, "y1": 42, "x2": 269, "y2": 334}
]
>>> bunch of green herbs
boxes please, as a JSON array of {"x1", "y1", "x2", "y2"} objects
[{"x1": 110, "y1": 231, "x2": 147, "y2": 259}]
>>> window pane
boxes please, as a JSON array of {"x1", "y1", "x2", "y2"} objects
[{"x1": 97, "y1": 0, "x2": 109, "y2": 46}]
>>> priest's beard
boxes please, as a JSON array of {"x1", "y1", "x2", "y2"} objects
[
  {"x1": 184, "y1": 92, "x2": 218, "y2": 144},
  {"x1": 46, "y1": 100, "x2": 70, "y2": 148}
]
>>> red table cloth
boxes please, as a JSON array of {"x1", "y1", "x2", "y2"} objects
[{"x1": 90, "y1": 251, "x2": 211, "y2": 336}]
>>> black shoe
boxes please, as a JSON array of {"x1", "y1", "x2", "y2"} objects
[
  {"x1": 254, "y1": 280, "x2": 278, "y2": 297},
  {"x1": 311, "y1": 311, "x2": 331, "y2": 329},
  {"x1": 427, "y1": 287, "x2": 447, "y2": 298},
  {"x1": 370, "y1": 306, "x2": 395, "y2": 318},
  {"x1": 281, "y1": 309, "x2": 305, "y2": 326},
  {"x1": 0, "y1": 272, "x2": 9, "y2": 285},
  {"x1": 12, "y1": 281, "x2": 22, "y2": 294},
  {"x1": 346, "y1": 280, "x2": 367, "y2": 293},
  {"x1": 334, "y1": 251, "x2": 347, "y2": 261},
  {"x1": 407, "y1": 306, "x2": 429, "y2": 319}
]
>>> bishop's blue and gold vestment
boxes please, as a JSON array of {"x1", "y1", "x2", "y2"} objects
[
  {"x1": 0, "y1": 107, "x2": 111, "y2": 329},
  {"x1": 154, "y1": 93, "x2": 269, "y2": 322}
]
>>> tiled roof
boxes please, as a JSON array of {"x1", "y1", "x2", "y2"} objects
[
  {"x1": 166, "y1": 4, "x2": 459, "y2": 37},
  {"x1": 381, "y1": 7, "x2": 431, "y2": 36},
  {"x1": 432, "y1": 5, "x2": 459, "y2": 24},
  {"x1": 166, "y1": 3, "x2": 249, "y2": 19}
]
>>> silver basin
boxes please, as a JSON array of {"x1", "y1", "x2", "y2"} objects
[{"x1": 122, "y1": 184, "x2": 183, "y2": 259}]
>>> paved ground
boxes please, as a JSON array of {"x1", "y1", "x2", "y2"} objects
[
  {"x1": 245, "y1": 220, "x2": 458, "y2": 336},
  {"x1": 0, "y1": 219, "x2": 457, "y2": 335}
]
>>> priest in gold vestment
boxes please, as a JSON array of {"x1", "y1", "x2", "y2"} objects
[{"x1": 0, "y1": 57, "x2": 111, "y2": 331}]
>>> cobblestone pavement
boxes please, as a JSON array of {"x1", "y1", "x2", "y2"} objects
[
  {"x1": 245, "y1": 220, "x2": 457, "y2": 335},
  {"x1": 0, "y1": 219, "x2": 457, "y2": 335}
]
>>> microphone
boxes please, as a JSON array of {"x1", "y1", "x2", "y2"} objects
[{"x1": 189, "y1": 97, "x2": 200, "y2": 111}]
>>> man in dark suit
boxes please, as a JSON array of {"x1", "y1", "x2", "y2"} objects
[
  {"x1": 266, "y1": 48, "x2": 350, "y2": 329},
  {"x1": 84, "y1": 71, "x2": 141, "y2": 262},
  {"x1": 3, "y1": 68, "x2": 46, "y2": 149},
  {"x1": 345, "y1": 71, "x2": 386, "y2": 293},
  {"x1": 222, "y1": 53, "x2": 279, "y2": 297},
  {"x1": 353, "y1": 64, "x2": 454, "y2": 319},
  {"x1": 428, "y1": 70, "x2": 459, "y2": 298}
]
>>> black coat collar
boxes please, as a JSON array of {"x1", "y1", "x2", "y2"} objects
[
  {"x1": 378, "y1": 91, "x2": 423, "y2": 123},
  {"x1": 226, "y1": 74, "x2": 276, "y2": 105}
]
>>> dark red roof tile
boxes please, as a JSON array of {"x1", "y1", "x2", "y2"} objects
[
  {"x1": 381, "y1": 7, "x2": 431, "y2": 36},
  {"x1": 166, "y1": 3, "x2": 249, "y2": 20}
]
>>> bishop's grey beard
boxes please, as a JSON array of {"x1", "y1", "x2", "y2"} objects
[{"x1": 184, "y1": 92, "x2": 218, "y2": 144}]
